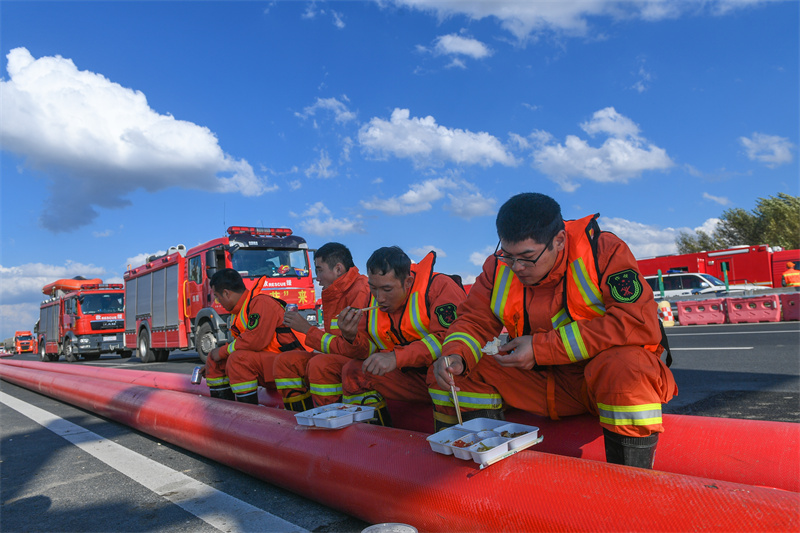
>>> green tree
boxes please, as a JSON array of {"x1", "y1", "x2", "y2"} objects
[{"x1": 676, "y1": 193, "x2": 800, "y2": 253}]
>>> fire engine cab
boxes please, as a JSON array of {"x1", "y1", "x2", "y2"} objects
[{"x1": 124, "y1": 226, "x2": 316, "y2": 363}]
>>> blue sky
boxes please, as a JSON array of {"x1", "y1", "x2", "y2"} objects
[{"x1": 1, "y1": 0, "x2": 798, "y2": 340}]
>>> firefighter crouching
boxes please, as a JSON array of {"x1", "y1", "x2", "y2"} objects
[
  {"x1": 782, "y1": 262, "x2": 800, "y2": 287},
  {"x1": 273, "y1": 242, "x2": 371, "y2": 411},
  {"x1": 429, "y1": 193, "x2": 678, "y2": 469},
  {"x1": 204, "y1": 268, "x2": 307, "y2": 403}
]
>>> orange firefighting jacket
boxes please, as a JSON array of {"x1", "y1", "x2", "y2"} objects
[
  {"x1": 443, "y1": 216, "x2": 665, "y2": 373},
  {"x1": 782, "y1": 268, "x2": 800, "y2": 287},
  {"x1": 303, "y1": 266, "x2": 371, "y2": 353},
  {"x1": 220, "y1": 276, "x2": 305, "y2": 358}
]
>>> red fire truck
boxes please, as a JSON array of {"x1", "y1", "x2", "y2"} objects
[
  {"x1": 123, "y1": 226, "x2": 316, "y2": 363},
  {"x1": 637, "y1": 245, "x2": 800, "y2": 288},
  {"x1": 14, "y1": 331, "x2": 35, "y2": 354},
  {"x1": 38, "y1": 278, "x2": 130, "y2": 362}
]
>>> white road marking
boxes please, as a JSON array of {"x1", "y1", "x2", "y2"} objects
[
  {"x1": 0, "y1": 391, "x2": 308, "y2": 533},
  {"x1": 670, "y1": 347, "x2": 754, "y2": 350}
]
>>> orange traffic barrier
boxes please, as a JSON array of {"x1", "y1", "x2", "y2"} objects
[
  {"x1": 677, "y1": 298, "x2": 727, "y2": 325},
  {"x1": 780, "y1": 293, "x2": 800, "y2": 321},
  {"x1": 727, "y1": 294, "x2": 781, "y2": 324}
]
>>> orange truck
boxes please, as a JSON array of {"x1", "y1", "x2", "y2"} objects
[
  {"x1": 38, "y1": 278, "x2": 130, "y2": 362},
  {"x1": 123, "y1": 226, "x2": 316, "y2": 363},
  {"x1": 14, "y1": 331, "x2": 35, "y2": 354}
]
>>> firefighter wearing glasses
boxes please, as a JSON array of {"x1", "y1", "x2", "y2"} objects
[{"x1": 429, "y1": 193, "x2": 677, "y2": 469}]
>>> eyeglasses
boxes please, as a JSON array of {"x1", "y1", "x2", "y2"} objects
[{"x1": 493, "y1": 239, "x2": 551, "y2": 269}]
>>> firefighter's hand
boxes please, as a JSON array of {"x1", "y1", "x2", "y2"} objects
[
  {"x1": 209, "y1": 347, "x2": 222, "y2": 362},
  {"x1": 337, "y1": 306, "x2": 361, "y2": 342},
  {"x1": 362, "y1": 352, "x2": 397, "y2": 376},
  {"x1": 434, "y1": 355, "x2": 464, "y2": 391},
  {"x1": 493, "y1": 335, "x2": 535, "y2": 369},
  {"x1": 284, "y1": 310, "x2": 311, "y2": 334}
]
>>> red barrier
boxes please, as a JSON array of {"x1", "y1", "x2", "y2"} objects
[
  {"x1": 727, "y1": 294, "x2": 781, "y2": 324},
  {"x1": 677, "y1": 298, "x2": 727, "y2": 325},
  {"x1": 781, "y1": 293, "x2": 800, "y2": 321},
  {"x1": 1, "y1": 363, "x2": 798, "y2": 532}
]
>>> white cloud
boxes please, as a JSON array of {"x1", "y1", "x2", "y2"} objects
[
  {"x1": 358, "y1": 108, "x2": 518, "y2": 168},
  {"x1": 0, "y1": 48, "x2": 272, "y2": 232},
  {"x1": 361, "y1": 177, "x2": 497, "y2": 219},
  {"x1": 434, "y1": 34, "x2": 492, "y2": 59},
  {"x1": 124, "y1": 251, "x2": 166, "y2": 270},
  {"x1": 93, "y1": 229, "x2": 113, "y2": 238},
  {"x1": 598, "y1": 217, "x2": 682, "y2": 258},
  {"x1": 695, "y1": 217, "x2": 721, "y2": 236},
  {"x1": 295, "y1": 96, "x2": 356, "y2": 124},
  {"x1": 470, "y1": 245, "x2": 496, "y2": 266},
  {"x1": 703, "y1": 192, "x2": 729, "y2": 206},
  {"x1": 408, "y1": 246, "x2": 446, "y2": 260},
  {"x1": 295, "y1": 202, "x2": 364, "y2": 237},
  {"x1": 446, "y1": 191, "x2": 496, "y2": 219},
  {"x1": 739, "y1": 132, "x2": 794, "y2": 168},
  {"x1": 631, "y1": 57, "x2": 653, "y2": 93},
  {"x1": 305, "y1": 149, "x2": 336, "y2": 179},
  {"x1": 531, "y1": 107, "x2": 673, "y2": 191},
  {"x1": 385, "y1": 0, "x2": 769, "y2": 41}
]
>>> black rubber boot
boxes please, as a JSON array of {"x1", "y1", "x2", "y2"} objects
[
  {"x1": 603, "y1": 428, "x2": 659, "y2": 469},
  {"x1": 433, "y1": 412, "x2": 458, "y2": 432},
  {"x1": 209, "y1": 386, "x2": 235, "y2": 401},
  {"x1": 365, "y1": 401, "x2": 392, "y2": 427},
  {"x1": 283, "y1": 392, "x2": 313, "y2": 412},
  {"x1": 235, "y1": 392, "x2": 259, "y2": 405}
]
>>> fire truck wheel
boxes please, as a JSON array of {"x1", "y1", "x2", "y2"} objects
[
  {"x1": 196, "y1": 322, "x2": 215, "y2": 364},
  {"x1": 63, "y1": 339, "x2": 78, "y2": 363},
  {"x1": 155, "y1": 349, "x2": 170, "y2": 362},
  {"x1": 39, "y1": 342, "x2": 54, "y2": 362},
  {"x1": 138, "y1": 331, "x2": 156, "y2": 363}
]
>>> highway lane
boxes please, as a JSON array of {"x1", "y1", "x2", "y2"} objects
[{"x1": 2, "y1": 321, "x2": 798, "y2": 532}]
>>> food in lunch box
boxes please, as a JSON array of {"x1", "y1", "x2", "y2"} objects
[
  {"x1": 476, "y1": 443, "x2": 494, "y2": 452},
  {"x1": 481, "y1": 337, "x2": 503, "y2": 355},
  {"x1": 500, "y1": 430, "x2": 527, "y2": 438},
  {"x1": 452, "y1": 439, "x2": 472, "y2": 448}
]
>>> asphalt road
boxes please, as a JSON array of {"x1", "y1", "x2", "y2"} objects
[{"x1": 1, "y1": 321, "x2": 798, "y2": 532}]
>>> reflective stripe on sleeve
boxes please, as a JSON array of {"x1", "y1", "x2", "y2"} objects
[
  {"x1": 421, "y1": 333, "x2": 442, "y2": 360},
  {"x1": 598, "y1": 402, "x2": 663, "y2": 427},
  {"x1": 320, "y1": 332, "x2": 336, "y2": 353},
  {"x1": 443, "y1": 332, "x2": 482, "y2": 364},
  {"x1": 558, "y1": 321, "x2": 588, "y2": 362}
]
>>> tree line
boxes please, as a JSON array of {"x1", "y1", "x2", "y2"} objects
[{"x1": 677, "y1": 193, "x2": 800, "y2": 254}]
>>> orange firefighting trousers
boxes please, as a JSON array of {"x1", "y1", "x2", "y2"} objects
[
  {"x1": 206, "y1": 349, "x2": 280, "y2": 398},
  {"x1": 428, "y1": 345, "x2": 676, "y2": 438},
  {"x1": 341, "y1": 357, "x2": 432, "y2": 406}
]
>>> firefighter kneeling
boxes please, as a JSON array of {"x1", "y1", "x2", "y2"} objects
[{"x1": 428, "y1": 193, "x2": 677, "y2": 469}]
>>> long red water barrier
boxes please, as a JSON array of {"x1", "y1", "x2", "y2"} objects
[
  {"x1": 1, "y1": 363, "x2": 798, "y2": 532},
  {"x1": 3, "y1": 359, "x2": 799, "y2": 493}
]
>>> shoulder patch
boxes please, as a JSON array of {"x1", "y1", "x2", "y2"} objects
[
  {"x1": 247, "y1": 313, "x2": 260, "y2": 330},
  {"x1": 434, "y1": 303, "x2": 458, "y2": 328},
  {"x1": 606, "y1": 269, "x2": 643, "y2": 304}
]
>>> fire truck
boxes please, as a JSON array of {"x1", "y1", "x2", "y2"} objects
[
  {"x1": 38, "y1": 278, "x2": 129, "y2": 362},
  {"x1": 14, "y1": 331, "x2": 35, "y2": 354},
  {"x1": 123, "y1": 226, "x2": 316, "y2": 363},
  {"x1": 637, "y1": 245, "x2": 800, "y2": 288}
]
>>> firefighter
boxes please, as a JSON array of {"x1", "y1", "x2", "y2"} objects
[
  {"x1": 429, "y1": 193, "x2": 677, "y2": 469},
  {"x1": 273, "y1": 242, "x2": 371, "y2": 411},
  {"x1": 336, "y1": 246, "x2": 466, "y2": 426},
  {"x1": 782, "y1": 262, "x2": 800, "y2": 287},
  {"x1": 204, "y1": 268, "x2": 306, "y2": 403}
]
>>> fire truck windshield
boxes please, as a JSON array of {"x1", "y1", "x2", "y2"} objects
[
  {"x1": 80, "y1": 293, "x2": 124, "y2": 314},
  {"x1": 16, "y1": 335, "x2": 33, "y2": 341},
  {"x1": 231, "y1": 248, "x2": 310, "y2": 279}
]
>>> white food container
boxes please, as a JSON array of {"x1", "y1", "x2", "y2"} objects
[
  {"x1": 494, "y1": 423, "x2": 540, "y2": 450},
  {"x1": 294, "y1": 404, "x2": 339, "y2": 426},
  {"x1": 350, "y1": 405, "x2": 377, "y2": 422},
  {"x1": 449, "y1": 433, "x2": 481, "y2": 459},
  {"x1": 426, "y1": 427, "x2": 470, "y2": 455},
  {"x1": 469, "y1": 436, "x2": 511, "y2": 464},
  {"x1": 313, "y1": 408, "x2": 356, "y2": 429},
  {"x1": 453, "y1": 417, "x2": 507, "y2": 433}
]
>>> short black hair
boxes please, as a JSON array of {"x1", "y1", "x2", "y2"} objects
[
  {"x1": 209, "y1": 268, "x2": 246, "y2": 293},
  {"x1": 366, "y1": 246, "x2": 411, "y2": 282},
  {"x1": 315, "y1": 242, "x2": 355, "y2": 270},
  {"x1": 496, "y1": 193, "x2": 565, "y2": 246}
]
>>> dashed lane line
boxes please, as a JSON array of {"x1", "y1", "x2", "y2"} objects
[{"x1": 0, "y1": 391, "x2": 309, "y2": 533}]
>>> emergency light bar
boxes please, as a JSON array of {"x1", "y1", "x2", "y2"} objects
[{"x1": 227, "y1": 226, "x2": 293, "y2": 237}]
